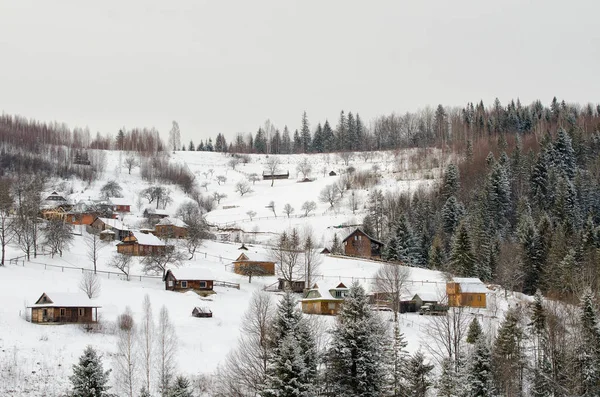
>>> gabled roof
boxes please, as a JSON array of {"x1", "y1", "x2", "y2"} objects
[
  {"x1": 29, "y1": 292, "x2": 101, "y2": 308},
  {"x1": 145, "y1": 208, "x2": 169, "y2": 216},
  {"x1": 124, "y1": 232, "x2": 166, "y2": 247},
  {"x1": 164, "y1": 267, "x2": 214, "y2": 281},
  {"x1": 451, "y1": 277, "x2": 489, "y2": 294},
  {"x1": 109, "y1": 197, "x2": 132, "y2": 206},
  {"x1": 342, "y1": 228, "x2": 384, "y2": 246},
  {"x1": 234, "y1": 252, "x2": 273, "y2": 263},
  {"x1": 97, "y1": 217, "x2": 128, "y2": 231},
  {"x1": 157, "y1": 217, "x2": 188, "y2": 228},
  {"x1": 412, "y1": 292, "x2": 440, "y2": 302},
  {"x1": 301, "y1": 282, "x2": 348, "y2": 301}
]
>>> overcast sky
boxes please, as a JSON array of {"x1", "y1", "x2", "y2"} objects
[{"x1": 1, "y1": 1, "x2": 599, "y2": 144}]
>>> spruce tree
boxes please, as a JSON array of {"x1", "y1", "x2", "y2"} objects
[
  {"x1": 331, "y1": 233, "x2": 341, "y2": 255},
  {"x1": 553, "y1": 128, "x2": 576, "y2": 180},
  {"x1": 448, "y1": 222, "x2": 477, "y2": 277},
  {"x1": 493, "y1": 308, "x2": 525, "y2": 396},
  {"x1": 383, "y1": 215, "x2": 421, "y2": 266},
  {"x1": 467, "y1": 317, "x2": 483, "y2": 344},
  {"x1": 442, "y1": 163, "x2": 460, "y2": 201},
  {"x1": 578, "y1": 291, "x2": 600, "y2": 396},
  {"x1": 468, "y1": 337, "x2": 495, "y2": 397},
  {"x1": 300, "y1": 111, "x2": 311, "y2": 153},
  {"x1": 168, "y1": 376, "x2": 193, "y2": 397},
  {"x1": 328, "y1": 283, "x2": 386, "y2": 397},
  {"x1": 322, "y1": 120, "x2": 335, "y2": 153},
  {"x1": 69, "y1": 346, "x2": 112, "y2": 397},
  {"x1": 385, "y1": 323, "x2": 409, "y2": 397},
  {"x1": 442, "y1": 195, "x2": 464, "y2": 235},
  {"x1": 405, "y1": 351, "x2": 434, "y2": 397}
]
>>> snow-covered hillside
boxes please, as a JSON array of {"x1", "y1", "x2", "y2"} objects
[{"x1": 0, "y1": 149, "x2": 524, "y2": 396}]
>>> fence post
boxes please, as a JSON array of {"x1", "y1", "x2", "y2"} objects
[{"x1": 62, "y1": 267, "x2": 64, "y2": 272}]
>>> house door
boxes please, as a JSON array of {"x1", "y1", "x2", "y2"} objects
[{"x1": 42, "y1": 309, "x2": 48, "y2": 322}]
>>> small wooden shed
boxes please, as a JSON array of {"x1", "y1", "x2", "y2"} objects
[
  {"x1": 192, "y1": 307, "x2": 213, "y2": 318},
  {"x1": 232, "y1": 252, "x2": 275, "y2": 275},
  {"x1": 163, "y1": 268, "x2": 214, "y2": 292},
  {"x1": 155, "y1": 217, "x2": 188, "y2": 239},
  {"x1": 262, "y1": 171, "x2": 290, "y2": 180},
  {"x1": 91, "y1": 217, "x2": 130, "y2": 241},
  {"x1": 29, "y1": 292, "x2": 101, "y2": 324}
]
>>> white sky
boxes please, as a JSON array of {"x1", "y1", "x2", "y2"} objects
[{"x1": 1, "y1": 0, "x2": 599, "y2": 144}]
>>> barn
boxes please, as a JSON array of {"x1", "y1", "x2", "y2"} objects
[
  {"x1": 29, "y1": 292, "x2": 101, "y2": 324},
  {"x1": 155, "y1": 217, "x2": 188, "y2": 239},
  {"x1": 163, "y1": 268, "x2": 214, "y2": 292},
  {"x1": 91, "y1": 217, "x2": 130, "y2": 241}
]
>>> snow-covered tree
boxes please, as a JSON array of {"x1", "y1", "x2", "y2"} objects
[
  {"x1": 405, "y1": 351, "x2": 434, "y2": 397},
  {"x1": 578, "y1": 291, "x2": 600, "y2": 396},
  {"x1": 448, "y1": 221, "x2": 477, "y2": 277},
  {"x1": 468, "y1": 337, "x2": 495, "y2": 397},
  {"x1": 168, "y1": 376, "x2": 193, "y2": 397},
  {"x1": 69, "y1": 346, "x2": 112, "y2": 397}
]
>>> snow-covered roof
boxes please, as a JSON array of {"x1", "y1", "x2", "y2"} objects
[
  {"x1": 412, "y1": 291, "x2": 440, "y2": 302},
  {"x1": 30, "y1": 292, "x2": 101, "y2": 308},
  {"x1": 145, "y1": 208, "x2": 169, "y2": 216},
  {"x1": 234, "y1": 251, "x2": 273, "y2": 263},
  {"x1": 109, "y1": 197, "x2": 132, "y2": 206},
  {"x1": 452, "y1": 277, "x2": 489, "y2": 293},
  {"x1": 99, "y1": 229, "x2": 115, "y2": 234},
  {"x1": 97, "y1": 217, "x2": 128, "y2": 230},
  {"x1": 132, "y1": 232, "x2": 165, "y2": 246},
  {"x1": 302, "y1": 282, "x2": 348, "y2": 301},
  {"x1": 166, "y1": 267, "x2": 214, "y2": 281},
  {"x1": 157, "y1": 217, "x2": 188, "y2": 228}
]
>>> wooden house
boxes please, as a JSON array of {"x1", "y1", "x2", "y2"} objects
[
  {"x1": 65, "y1": 212, "x2": 97, "y2": 226},
  {"x1": 40, "y1": 207, "x2": 68, "y2": 221},
  {"x1": 143, "y1": 208, "x2": 170, "y2": 220},
  {"x1": 329, "y1": 171, "x2": 337, "y2": 176},
  {"x1": 277, "y1": 278, "x2": 306, "y2": 293},
  {"x1": 163, "y1": 268, "x2": 214, "y2": 292},
  {"x1": 109, "y1": 197, "x2": 132, "y2": 213},
  {"x1": 117, "y1": 232, "x2": 168, "y2": 256},
  {"x1": 262, "y1": 171, "x2": 289, "y2": 180},
  {"x1": 41, "y1": 191, "x2": 69, "y2": 209},
  {"x1": 342, "y1": 228, "x2": 384, "y2": 259},
  {"x1": 99, "y1": 229, "x2": 115, "y2": 241},
  {"x1": 155, "y1": 217, "x2": 188, "y2": 239},
  {"x1": 91, "y1": 217, "x2": 130, "y2": 241},
  {"x1": 446, "y1": 277, "x2": 488, "y2": 308},
  {"x1": 320, "y1": 248, "x2": 331, "y2": 254},
  {"x1": 411, "y1": 292, "x2": 440, "y2": 311},
  {"x1": 301, "y1": 282, "x2": 349, "y2": 315},
  {"x1": 28, "y1": 292, "x2": 101, "y2": 324},
  {"x1": 232, "y1": 252, "x2": 275, "y2": 275},
  {"x1": 192, "y1": 307, "x2": 213, "y2": 318}
]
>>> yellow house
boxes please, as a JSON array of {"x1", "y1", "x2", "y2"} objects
[
  {"x1": 301, "y1": 282, "x2": 349, "y2": 315},
  {"x1": 446, "y1": 277, "x2": 488, "y2": 308}
]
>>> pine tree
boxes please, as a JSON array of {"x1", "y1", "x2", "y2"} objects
[
  {"x1": 69, "y1": 346, "x2": 112, "y2": 397},
  {"x1": 405, "y1": 351, "x2": 434, "y2": 397},
  {"x1": 188, "y1": 140, "x2": 194, "y2": 151},
  {"x1": 312, "y1": 123, "x2": 324, "y2": 153},
  {"x1": 347, "y1": 112, "x2": 357, "y2": 151},
  {"x1": 442, "y1": 196, "x2": 464, "y2": 235},
  {"x1": 300, "y1": 111, "x2": 311, "y2": 153},
  {"x1": 383, "y1": 215, "x2": 421, "y2": 266},
  {"x1": 578, "y1": 291, "x2": 600, "y2": 396},
  {"x1": 323, "y1": 120, "x2": 335, "y2": 153},
  {"x1": 442, "y1": 163, "x2": 460, "y2": 201},
  {"x1": 168, "y1": 376, "x2": 193, "y2": 397},
  {"x1": 293, "y1": 130, "x2": 302, "y2": 154},
  {"x1": 281, "y1": 126, "x2": 292, "y2": 154},
  {"x1": 467, "y1": 317, "x2": 483, "y2": 344},
  {"x1": 468, "y1": 337, "x2": 495, "y2": 397},
  {"x1": 448, "y1": 222, "x2": 477, "y2": 277},
  {"x1": 487, "y1": 162, "x2": 512, "y2": 233},
  {"x1": 331, "y1": 233, "x2": 341, "y2": 255},
  {"x1": 328, "y1": 282, "x2": 386, "y2": 397},
  {"x1": 493, "y1": 308, "x2": 525, "y2": 396},
  {"x1": 336, "y1": 111, "x2": 348, "y2": 151},
  {"x1": 385, "y1": 323, "x2": 409, "y2": 397}
]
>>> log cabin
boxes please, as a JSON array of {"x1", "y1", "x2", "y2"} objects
[
  {"x1": 192, "y1": 307, "x2": 213, "y2": 318},
  {"x1": 446, "y1": 277, "x2": 488, "y2": 308},
  {"x1": 28, "y1": 292, "x2": 101, "y2": 324},
  {"x1": 232, "y1": 252, "x2": 275, "y2": 275},
  {"x1": 117, "y1": 232, "x2": 168, "y2": 256},
  {"x1": 91, "y1": 217, "x2": 130, "y2": 241},
  {"x1": 262, "y1": 171, "x2": 289, "y2": 180},
  {"x1": 163, "y1": 268, "x2": 214, "y2": 292},
  {"x1": 155, "y1": 217, "x2": 188, "y2": 239},
  {"x1": 109, "y1": 197, "x2": 132, "y2": 213},
  {"x1": 342, "y1": 228, "x2": 384, "y2": 259},
  {"x1": 301, "y1": 282, "x2": 349, "y2": 315}
]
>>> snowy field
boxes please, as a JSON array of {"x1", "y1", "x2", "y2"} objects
[{"x1": 0, "y1": 149, "x2": 523, "y2": 395}]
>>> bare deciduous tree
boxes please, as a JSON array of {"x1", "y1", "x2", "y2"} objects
[
  {"x1": 0, "y1": 178, "x2": 15, "y2": 266},
  {"x1": 157, "y1": 306, "x2": 177, "y2": 397},
  {"x1": 373, "y1": 263, "x2": 411, "y2": 322},
  {"x1": 235, "y1": 181, "x2": 253, "y2": 196},
  {"x1": 43, "y1": 220, "x2": 73, "y2": 258},
  {"x1": 283, "y1": 203, "x2": 294, "y2": 218},
  {"x1": 216, "y1": 175, "x2": 227, "y2": 185},
  {"x1": 338, "y1": 151, "x2": 354, "y2": 166},
  {"x1": 85, "y1": 230, "x2": 105, "y2": 274},
  {"x1": 100, "y1": 180, "x2": 123, "y2": 199},
  {"x1": 228, "y1": 158, "x2": 240, "y2": 170},
  {"x1": 213, "y1": 192, "x2": 227, "y2": 204},
  {"x1": 423, "y1": 306, "x2": 469, "y2": 372},
  {"x1": 268, "y1": 200, "x2": 276, "y2": 217},
  {"x1": 140, "y1": 295, "x2": 154, "y2": 394},
  {"x1": 247, "y1": 210, "x2": 257, "y2": 221},
  {"x1": 79, "y1": 271, "x2": 101, "y2": 298},
  {"x1": 109, "y1": 253, "x2": 133, "y2": 281},
  {"x1": 303, "y1": 234, "x2": 321, "y2": 289},
  {"x1": 271, "y1": 229, "x2": 303, "y2": 285},
  {"x1": 348, "y1": 190, "x2": 361, "y2": 215},
  {"x1": 200, "y1": 181, "x2": 210, "y2": 192},
  {"x1": 265, "y1": 157, "x2": 282, "y2": 187},
  {"x1": 248, "y1": 173, "x2": 261, "y2": 185},
  {"x1": 319, "y1": 184, "x2": 340, "y2": 208},
  {"x1": 124, "y1": 156, "x2": 137, "y2": 175},
  {"x1": 115, "y1": 307, "x2": 137, "y2": 397},
  {"x1": 142, "y1": 247, "x2": 185, "y2": 278},
  {"x1": 238, "y1": 263, "x2": 270, "y2": 284},
  {"x1": 296, "y1": 157, "x2": 312, "y2": 179},
  {"x1": 301, "y1": 201, "x2": 317, "y2": 217}
]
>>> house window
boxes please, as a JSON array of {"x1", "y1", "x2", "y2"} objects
[
  {"x1": 478, "y1": 295, "x2": 482, "y2": 301},
  {"x1": 199, "y1": 281, "x2": 207, "y2": 289},
  {"x1": 60, "y1": 308, "x2": 66, "y2": 316},
  {"x1": 328, "y1": 303, "x2": 336, "y2": 310},
  {"x1": 78, "y1": 308, "x2": 84, "y2": 316},
  {"x1": 181, "y1": 281, "x2": 188, "y2": 288},
  {"x1": 335, "y1": 290, "x2": 346, "y2": 298},
  {"x1": 168, "y1": 280, "x2": 174, "y2": 287}
]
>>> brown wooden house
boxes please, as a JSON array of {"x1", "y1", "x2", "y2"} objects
[
  {"x1": 65, "y1": 212, "x2": 97, "y2": 226},
  {"x1": 342, "y1": 228, "x2": 384, "y2": 259},
  {"x1": 277, "y1": 278, "x2": 306, "y2": 293},
  {"x1": 301, "y1": 282, "x2": 349, "y2": 315},
  {"x1": 262, "y1": 171, "x2": 290, "y2": 180},
  {"x1": 232, "y1": 252, "x2": 275, "y2": 275},
  {"x1": 144, "y1": 208, "x2": 170, "y2": 220},
  {"x1": 109, "y1": 197, "x2": 132, "y2": 213},
  {"x1": 192, "y1": 307, "x2": 213, "y2": 318},
  {"x1": 446, "y1": 277, "x2": 488, "y2": 308},
  {"x1": 163, "y1": 268, "x2": 214, "y2": 292},
  {"x1": 29, "y1": 292, "x2": 101, "y2": 324},
  {"x1": 155, "y1": 217, "x2": 188, "y2": 239},
  {"x1": 117, "y1": 232, "x2": 168, "y2": 256}
]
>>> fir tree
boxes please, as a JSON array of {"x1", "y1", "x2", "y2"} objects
[
  {"x1": 468, "y1": 337, "x2": 495, "y2": 397},
  {"x1": 322, "y1": 120, "x2": 335, "y2": 153},
  {"x1": 442, "y1": 163, "x2": 460, "y2": 201},
  {"x1": 168, "y1": 376, "x2": 193, "y2": 397},
  {"x1": 487, "y1": 162, "x2": 512, "y2": 233},
  {"x1": 300, "y1": 111, "x2": 311, "y2": 153},
  {"x1": 69, "y1": 346, "x2": 112, "y2": 397},
  {"x1": 331, "y1": 233, "x2": 341, "y2": 255},
  {"x1": 293, "y1": 130, "x2": 302, "y2": 154},
  {"x1": 578, "y1": 291, "x2": 600, "y2": 396},
  {"x1": 328, "y1": 283, "x2": 386, "y2": 397},
  {"x1": 262, "y1": 334, "x2": 310, "y2": 397},
  {"x1": 493, "y1": 308, "x2": 525, "y2": 396},
  {"x1": 448, "y1": 222, "x2": 477, "y2": 277},
  {"x1": 139, "y1": 387, "x2": 151, "y2": 397},
  {"x1": 405, "y1": 351, "x2": 434, "y2": 397},
  {"x1": 553, "y1": 128, "x2": 576, "y2": 180},
  {"x1": 312, "y1": 123, "x2": 324, "y2": 153},
  {"x1": 188, "y1": 140, "x2": 194, "y2": 151},
  {"x1": 467, "y1": 317, "x2": 483, "y2": 344},
  {"x1": 442, "y1": 195, "x2": 464, "y2": 235},
  {"x1": 383, "y1": 215, "x2": 421, "y2": 266},
  {"x1": 385, "y1": 323, "x2": 409, "y2": 397}
]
